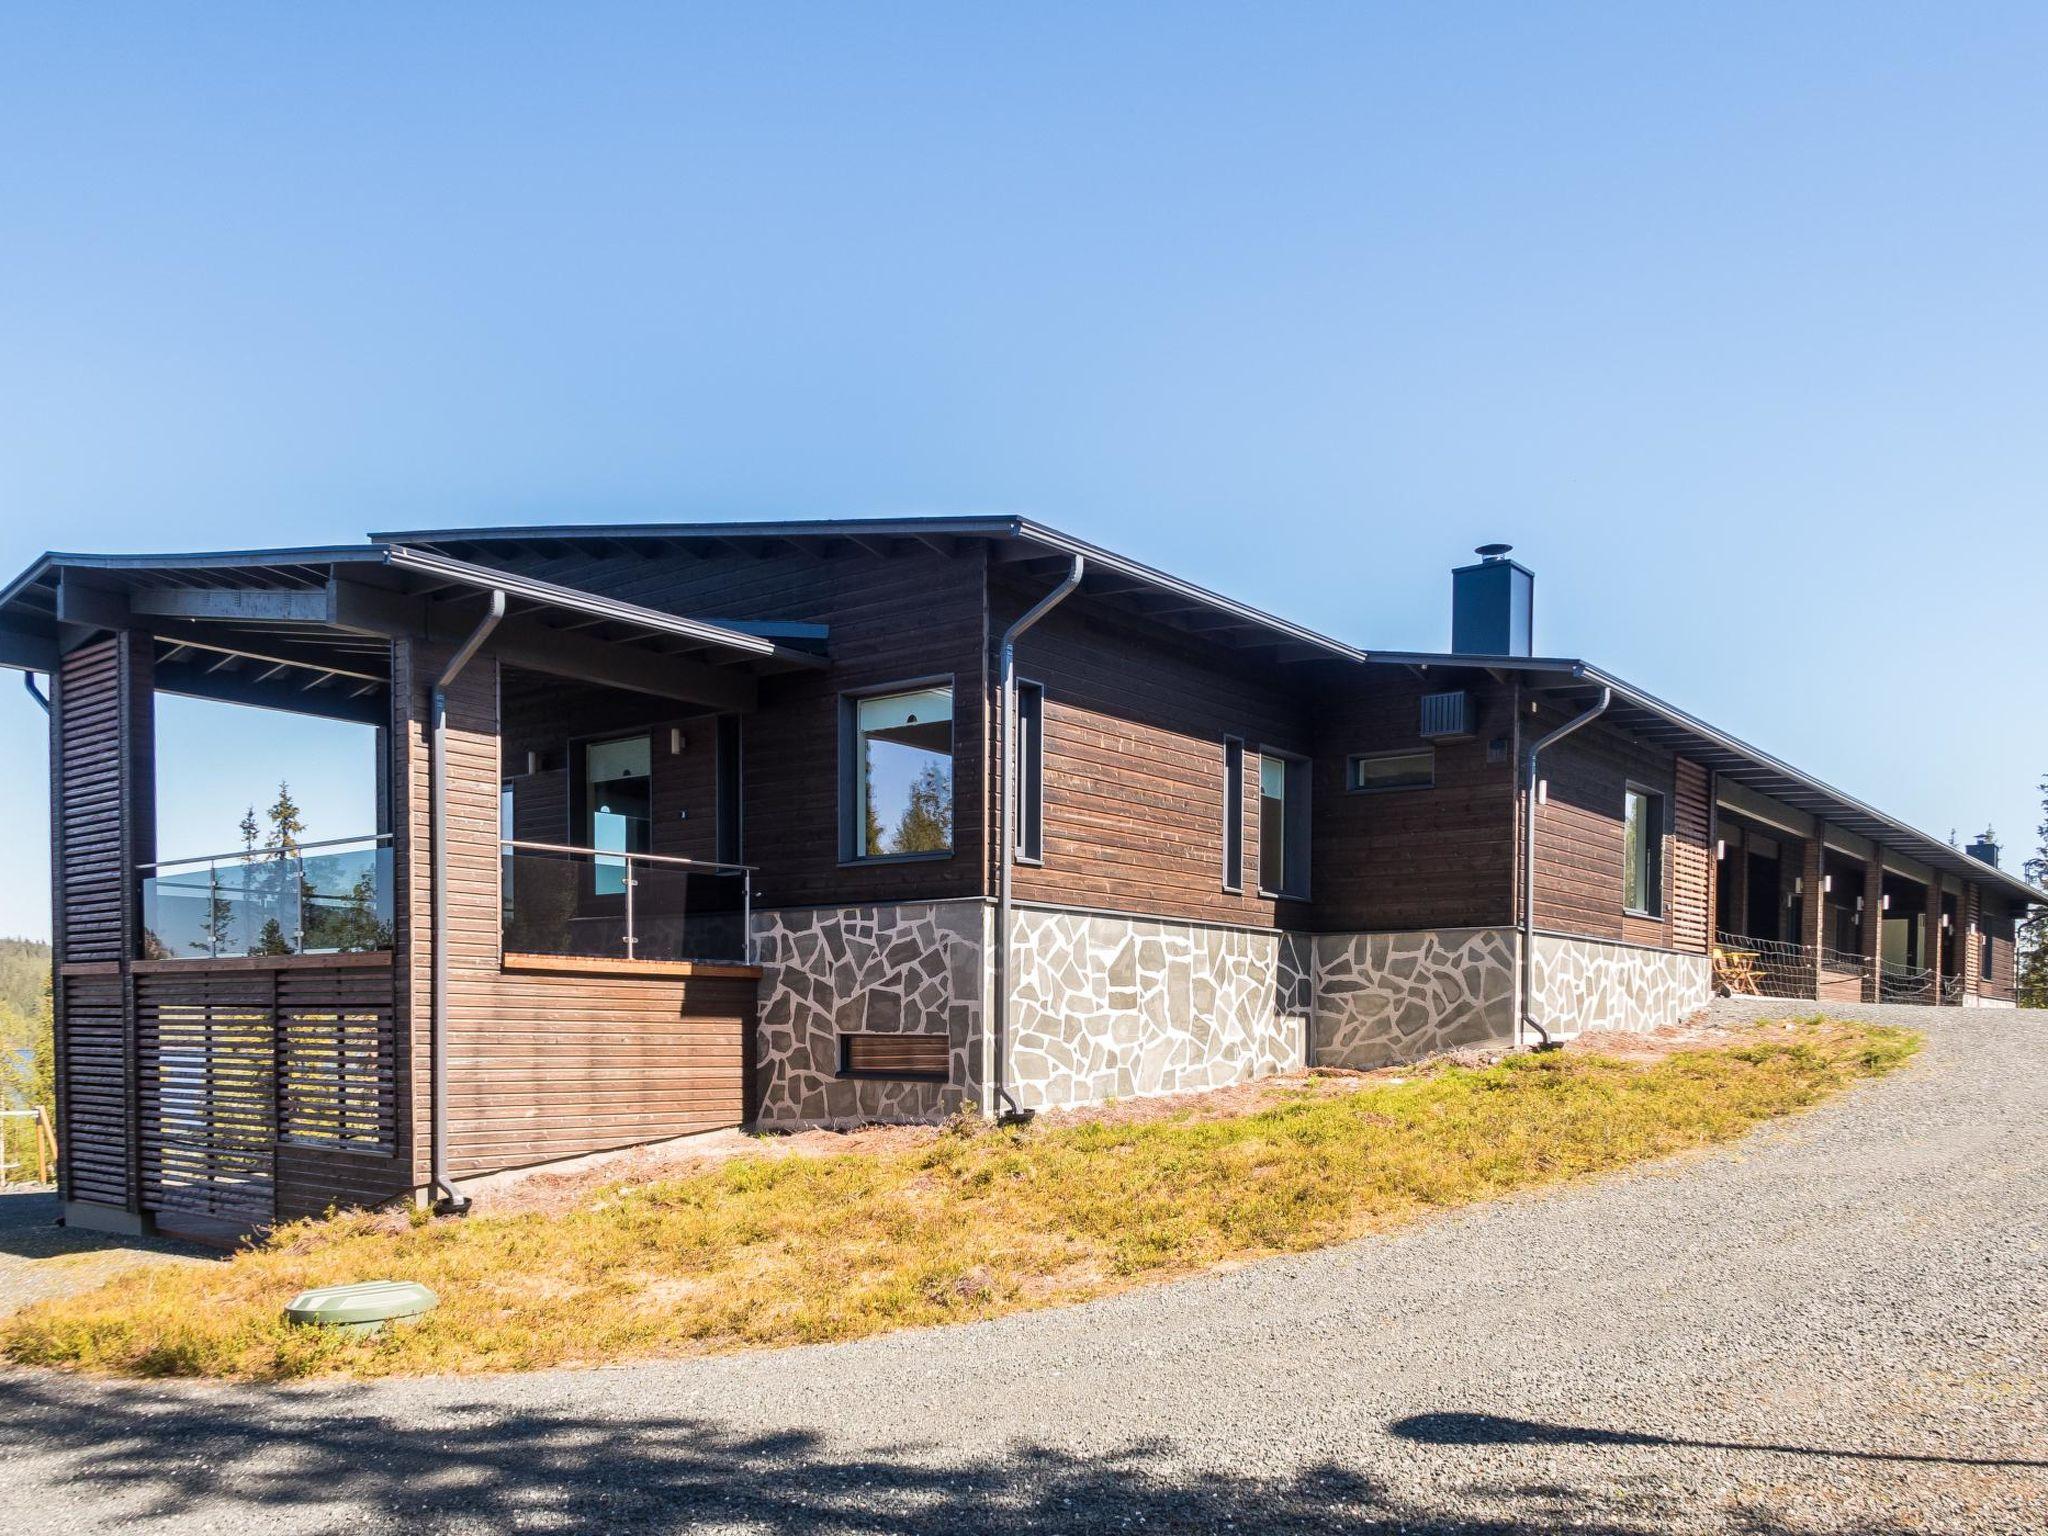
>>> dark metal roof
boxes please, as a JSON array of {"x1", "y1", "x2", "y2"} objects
[
  {"x1": 5, "y1": 517, "x2": 2035, "y2": 907},
  {"x1": 1374, "y1": 652, "x2": 2048, "y2": 908},
  {"x1": 372, "y1": 515, "x2": 1374, "y2": 667}
]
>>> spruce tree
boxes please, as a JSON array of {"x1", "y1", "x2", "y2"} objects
[
  {"x1": 2019, "y1": 774, "x2": 2048, "y2": 1009},
  {"x1": 891, "y1": 761, "x2": 953, "y2": 853}
]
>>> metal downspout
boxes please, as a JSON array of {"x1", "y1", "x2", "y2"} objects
[
  {"x1": 993, "y1": 555, "x2": 1084, "y2": 1119},
  {"x1": 429, "y1": 590, "x2": 505, "y2": 1211},
  {"x1": 1520, "y1": 684, "x2": 1611, "y2": 1048},
  {"x1": 24, "y1": 672, "x2": 50, "y2": 712}
]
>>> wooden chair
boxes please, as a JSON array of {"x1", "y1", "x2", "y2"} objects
[{"x1": 1713, "y1": 946, "x2": 1762, "y2": 996}]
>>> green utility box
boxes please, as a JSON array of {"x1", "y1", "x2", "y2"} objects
[{"x1": 284, "y1": 1280, "x2": 439, "y2": 1337}]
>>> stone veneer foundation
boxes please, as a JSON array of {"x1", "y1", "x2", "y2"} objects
[
  {"x1": 750, "y1": 900, "x2": 988, "y2": 1128},
  {"x1": 1528, "y1": 933, "x2": 1713, "y2": 1037},
  {"x1": 1005, "y1": 907, "x2": 1311, "y2": 1111},
  {"x1": 1310, "y1": 927, "x2": 1520, "y2": 1069},
  {"x1": 747, "y1": 904, "x2": 1717, "y2": 1128}
]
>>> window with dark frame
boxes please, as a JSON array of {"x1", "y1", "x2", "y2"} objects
[
  {"x1": 1014, "y1": 681, "x2": 1044, "y2": 864},
  {"x1": 1347, "y1": 749, "x2": 1435, "y2": 793},
  {"x1": 1222, "y1": 738, "x2": 1245, "y2": 893},
  {"x1": 841, "y1": 683, "x2": 955, "y2": 861},
  {"x1": 583, "y1": 734, "x2": 652, "y2": 896},
  {"x1": 1258, "y1": 749, "x2": 1310, "y2": 899},
  {"x1": 1623, "y1": 785, "x2": 1664, "y2": 917}
]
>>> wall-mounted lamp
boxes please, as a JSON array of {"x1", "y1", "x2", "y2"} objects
[
  {"x1": 1881, "y1": 893, "x2": 1892, "y2": 912},
  {"x1": 1855, "y1": 895, "x2": 1865, "y2": 914},
  {"x1": 670, "y1": 728, "x2": 687, "y2": 755},
  {"x1": 1715, "y1": 839, "x2": 1727, "y2": 862},
  {"x1": 1941, "y1": 912, "x2": 1953, "y2": 931},
  {"x1": 1822, "y1": 874, "x2": 1833, "y2": 894},
  {"x1": 1793, "y1": 877, "x2": 1804, "y2": 896},
  {"x1": 1536, "y1": 779, "x2": 1548, "y2": 806}
]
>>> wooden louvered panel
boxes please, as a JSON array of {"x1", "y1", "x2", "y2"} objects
[
  {"x1": 1671, "y1": 758, "x2": 1713, "y2": 956},
  {"x1": 58, "y1": 976, "x2": 132, "y2": 1207},
  {"x1": 277, "y1": 965, "x2": 397, "y2": 1152},
  {"x1": 137, "y1": 972, "x2": 275, "y2": 1226},
  {"x1": 840, "y1": 1032, "x2": 950, "y2": 1080},
  {"x1": 56, "y1": 638, "x2": 133, "y2": 964}
]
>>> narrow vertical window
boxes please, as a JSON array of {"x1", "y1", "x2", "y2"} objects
[
  {"x1": 1258, "y1": 750, "x2": 1310, "y2": 898},
  {"x1": 1222, "y1": 738, "x2": 1244, "y2": 893},
  {"x1": 1624, "y1": 786, "x2": 1664, "y2": 917},
  {"x1": 1014, "y1": 681, "x2": 1044, "y2": 863}
]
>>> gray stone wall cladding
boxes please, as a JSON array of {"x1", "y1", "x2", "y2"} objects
[
  {"x1": 1529, "y1": 933, "x2": 1712, "y2": 1036},
  {"x1": 750, "y1": 901, "x2": 987, "y2": 1128},
  {"x1": 1005, "y1": 909, "x2": 1311, "y2": 1111},
  {"x1": 1310, "y1": 927, "x2": 1519, "y2": 1070}
]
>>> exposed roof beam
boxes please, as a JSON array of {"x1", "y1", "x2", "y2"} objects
[{"x1": 129, "y1": 586, "x2": 332, "y2": 623}]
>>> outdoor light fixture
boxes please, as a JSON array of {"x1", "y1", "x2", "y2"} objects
[
  {"x1": 1823, "y1": 874, "x2": 1833, "y2": 894},
  {"x1": 1855, "y1": 896, "x2": 1865, "y2": 913},
  {"x1": 1942, "y1": 912, "x2": 1953, "y2": 931},
  {"x1": 1716, "y1": 839, "x2": 1727, "y2": 862},
  {"x1": 1794, "y1": 877, "x2": 1803, "y2": 895},
  {"x1": 670, "y1": 728, "x2": 686, "y2": 754},
  {"x1": 1882, "y1": 894, "x2": 1892, "y2": 912}
]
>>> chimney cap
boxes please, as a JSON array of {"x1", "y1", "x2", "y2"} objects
[{"x1": 1474, "y1": 542, "x2": 1514, "y2": 562}]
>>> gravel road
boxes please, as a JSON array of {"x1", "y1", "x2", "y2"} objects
[{"x1": 2, "y1": 1001, "x2": 2041, "y2": 1534}]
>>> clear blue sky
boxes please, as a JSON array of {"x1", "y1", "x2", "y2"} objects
[{"x1": 3, "y1": 3, "x2": 2045, "y2": 940}]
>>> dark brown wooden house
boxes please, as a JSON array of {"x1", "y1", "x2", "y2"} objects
[{"x1": 3, "y1": 521, "x2": 2039, "y2": 1237}]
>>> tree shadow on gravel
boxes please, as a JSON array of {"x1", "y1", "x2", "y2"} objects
[
  {"x1": 1392, "y1": 1411, "x2": 2048, "y2": 1470},
  {"x1": 0, "y1": 1374, "x2": 1957, "y2": 1534}
]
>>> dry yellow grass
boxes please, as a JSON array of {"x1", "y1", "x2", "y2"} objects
[{"x1": 3, "y1": 1018, "x2": 1918, "y2": 1381}]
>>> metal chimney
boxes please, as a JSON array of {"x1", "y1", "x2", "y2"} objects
[
  {"x1": 1451, "y1": 543, "x2": 1534, "y2": 657},
  {"x1": 1966, "y1": 831, "x2": 2001, "y2": 868}
]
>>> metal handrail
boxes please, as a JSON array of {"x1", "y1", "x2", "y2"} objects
[
  {"x1": 140, "y1": 831, "x2": 391, "y2": 873},
  {"x1": 499, "y1": 838, "x2": 754, "y2": 875},
  {"x1": 499, "y1": 839, "x2": 755, "y2": 963}
]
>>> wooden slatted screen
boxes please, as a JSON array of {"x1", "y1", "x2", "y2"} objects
[
  {"x1": 840, "y1": 1032, "x2": 949, "y2": 1080},
  {"x1": 278, "y1": 965, "x2": 398, "y2": 1151},
  {"x1": 56, "y1": 638, "x2": 130, "y2": 963},
  {"x1": 57, "y1": 975, "x2": 132, "y2": 1207},
  {"x1": 138, "y1": 971, "x2": 277, "y2": 1227},
  {"x1": 1672, "y1": 758, "x2": 1713, "y2": 955}
]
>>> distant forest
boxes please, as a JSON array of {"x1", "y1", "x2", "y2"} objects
[{"x1": 0, "y1": 937, "x2": 49, "y2": 1020}]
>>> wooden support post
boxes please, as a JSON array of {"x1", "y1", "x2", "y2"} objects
[
  {"x1": 1862, "y1": 853, "x2": 1885, "y2": 1002},
  {"x1": 1799, "y1": 837, "x2": 1826, "y2": 1001},
  {"x1": 1925, "y1": 878, "x2": 1946, "y2": 1004},
  {"x1": 1960, "y1": 886, "x2": 1981, "y2": 1002}
]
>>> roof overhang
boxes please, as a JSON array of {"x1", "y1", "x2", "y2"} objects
[
  {"x1": 371, "y1": 515, "x2": 1373, "y2": 667},
  {"x1": 1375, "y1": 651, "x2": 2048, "y2": 908},
  {"x1": 0, "y1": 543, "x2": 825, "y2": 722}
]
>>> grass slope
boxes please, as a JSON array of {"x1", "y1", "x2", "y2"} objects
[{"x1": 5, "y1": 1019, "x2": 1918, "y2": 1381}]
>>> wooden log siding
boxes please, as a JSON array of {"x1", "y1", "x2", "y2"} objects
[
  {"x1": 1670, "y1": 758, "x2": 1714, "y2": 955},
  {"x1": 998, "y1": 587, "x2": 1314, "y2": 927},
  {"x1": 1528, "y1": 710, "x2": 1681, "y2": 946},
  {"x1": 1309, "y1": 671, "x2": 1519, "y2": 933},
  {"x1": 394, "y1": 640, "x2": 756, "y2": 1184}
]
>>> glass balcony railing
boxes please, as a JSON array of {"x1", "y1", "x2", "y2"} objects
[
  {"x1": 141, "y1": 834, "x2": 394, "y2": 961},
  {"x1": 500, "y1": 840, "x2": 753, "y2": 965}
]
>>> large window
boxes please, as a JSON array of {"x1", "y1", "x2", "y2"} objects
[
  {"x1": 1014, "y1": 681, "x2": 1044, "y2": 864},
  {"x1": 845, "y1": 684, "x2": 954, "y2": 860},
  {"x1": 1258, "y1": 750, "x2": 1309, "y2": 899},
  {"x1": 584, "y1": 735, "x2": 652, "y2": 895},
  {"x1": 1623, "y1": 785, "x2": 1664, "y2": 917}
]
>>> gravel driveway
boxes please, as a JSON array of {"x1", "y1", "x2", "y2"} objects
[{"x1": 1, "y1": 1001, "x2": 2041, "y2": 1534}]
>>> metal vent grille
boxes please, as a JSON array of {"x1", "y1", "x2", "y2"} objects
[{"x1": 1419, "y1": 690, "x2": 1474, "y2": 741}]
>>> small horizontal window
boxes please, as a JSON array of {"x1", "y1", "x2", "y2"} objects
[
  {"x1": 839, "y1": 1032, "x2": 950, "y2": 1080},
  {"x1": 1347, "y1": 750, "x2": 1434, "y2": 793}
]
